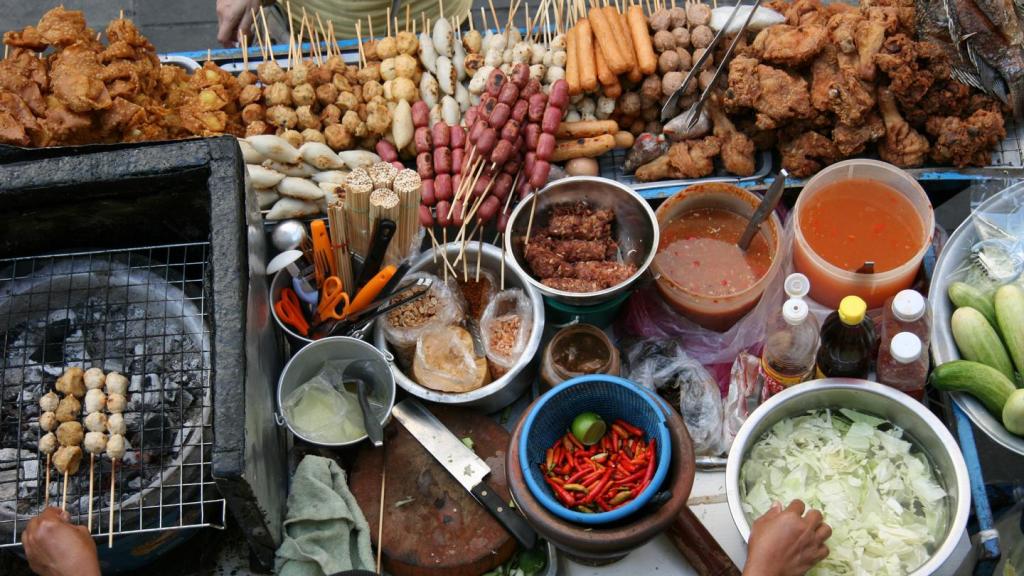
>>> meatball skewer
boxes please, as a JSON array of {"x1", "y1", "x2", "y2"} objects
[
  {"x1": 38, "y1": 389, "x2": 59, "y2": 508},
  {"x1": 53, "y1": 368, "x2": 85, "y2": 511},
  {"x1": 106, "y1": 374, "x2": 127, "y2": 548},
  {"x1": 83, "y1": 369, "x2": 107, "y2": 532}
]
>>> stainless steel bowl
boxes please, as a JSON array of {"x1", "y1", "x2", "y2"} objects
[
  {"x1": 276, "y1": 336, "x2": 396, "y2": 447},
  {"x1": 726, "y1": 380, "x2": 970, "y2": 576},
  {"x1": 930, "y1": 181, "x2": 1024, "y2": 455},
  {"x1": 504, "y1": 176, "x2": 659, "y2": 306},
  {"x1": 373, "y1": 242, "x2": 545, "y2": 413}
]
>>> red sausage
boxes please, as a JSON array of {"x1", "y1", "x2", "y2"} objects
[
  {"x1": 518, "y1": 174, "x2": 533, "y2": 199},
  {"x1": 494, "y1": 173, "x2": 514, "y2": 200},
  {"x1": 411, "y1": 100, "x2": 430, "y2": 128},
  {"x1": 477, "y1": 195, "x2": 501, "y2": 222},
  {"x1": 421, "y1": 178, "x2": 436, "y2": 205},
  {"x1": 486, "y1": 69, "x2": 506, "y2": 96},
  {"x1": 452, "y1": 201, "x2": 466, "y2": 226},
  {"x1": 417, "y1": 152, "x2": 435, "y2": 179},
  {"x1": 524, "y1": 151, "x2": 536, "y2": 174},
  {"x1": 498, "y1": 81, "x2": 520, "y2": 106},
  {"x1": 468, "y1": 119, "x2": 487, "y2": 144},
  {"x1": 490, "y1": 138, "x2": 514, "y2": 166},
  {"x1": 541, "y1": 105, "x2": 562, "y2": 134},
  {"x1": 452, "y1": 148, "x2": 464, "y2": 174},
  {"x1": 480, "y1": 95, "x2": 498, "y2": 117},
  {"x1": 524, "y1": 123, "x2": 541, "y2": 150},
  {"x1": 391, "y1": 161, "x2": 405, "y2": 171},
  {"x1": 503, "y1": 154, "x2": 521, "y2": 175},
  {"x1": 452, "y1": 174, "x2": 462, "y2": 196},
  {"x1": 536, "y1": 133, "x2": 556, "y2": 161},
  {"x1": 523, "y1": 78, "x2": 542, "y2": 98},
  {"x1": 419, "y1": 203, "x2": 435, "y2": 226},
  {"x1": 501, "y1": 119, "x2": 521, "y2": 143},
  {"x1": 512, "y1": 63, "x2": 531, "y2": 88},
  {"x1": 473, "y1": 174, "x2": 492, "y2": 197},
  {"x1": 530, "y1": 160, "x2": 551, "y2": 189},
  {"x1": 434, "y1": 173, "x2": 452, "y2": 201},
  {"x1": 436, "y1": 200, "x2": 451, "y2": 226},
  {"x1": 431, "y1": 123, "x2": 451, "y2": 148},
  {"x1": 528, "y1": 93, "x2": 548, "y2": 122},
  {"x1": 375, "y1": 139, "x2": 399, "y2": 162},
  {"x1": 476, "y1": 128, "x2": 497, "y2": 155},
  {"x1": 414, "y1": 126, "x2": 432, "y2": 153},
  {"x1": 497, "y1": 204, "x2": 511, "y2": 230},
  {"x1": 450, "y1": 125, "x2": 466, "y2": 149},
  {"x1": 434, "y1": 147, "x2": 453, "y2": 174},
  {"x1": 548, "y1": 79, "x2": 569, "y2": 109},
  {"x1": 511, "y1": 99, "x2": 529, "y2": 124},
  {"x1": 488, "y1": 102, "x2": 511, "y2": 128},
  {"x1": 465, "y1": 107, "x2": 478, "y2": 128}
]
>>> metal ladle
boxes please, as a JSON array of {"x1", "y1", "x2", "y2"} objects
[
  {"x1": 342, "y1": 359, "x2": 385, "y2": 447},
  {"x1": 738, "y1": 169, "x2": 788, "y2": 251}
]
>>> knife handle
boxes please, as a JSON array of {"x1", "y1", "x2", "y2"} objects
[{"x1": 471, "y1": 482, "x2": 537, "y2": 550}]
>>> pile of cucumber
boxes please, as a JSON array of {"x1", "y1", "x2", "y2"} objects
[{"x1": 932, "y1": 282, "x2": 1024, "y2": 436}]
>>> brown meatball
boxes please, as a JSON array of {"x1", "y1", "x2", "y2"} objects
[
  {"x1": 658, "y1": 50, "x2": 681, "y2": 74},
  {"x1": 55, "y1": 395, "x2": 80, "y2": 422},
  {"x1": 264, "y1": 82, "x2": 292, "y2": 107},
  {"x1": 653, "y1": 30, "x2": 676, "y2": 53},
  {"x1": 641, "y1": 75, "x2": 663, "y2": 100},
  {"x1": 686, "y1": 3, "x2": 712, "y2": 26},
  {"x1": 619, "y1": 92, "x2": 642, "y2": 116},
  {"x1": 296, "y1": 105, "x2": 321, "y2": 131},
  {"x1": 672, "y1": 27, "x2": 690, "y2": 49},
  {"x1": 56, "y1": 368, "x2": 85, "y2": 398},
  {"x1": 677, "y1": 48, "x2": 693, "y2": 71},
  {"x1": 246, "y1": 120, "x2": 270, "y2": 137},
  {"x1": 292, "y1": 83, "x2": 316, "y2": 107},
  {"x1": 669, "y1": 6, "x2": 687, "y2": 27},
  {"x1": 396, "y1": 31, "x2": 418, "y2": 55},
  {"x1": 56, "y1": 421, "x2": 84, "y2": 447},
  {"x1": 362, "y1": 80, "x2": 384, "y2": 102},
  {"x1": 693, "y1": 48, "x2": 713, "y2": 71},
  {"x1": 53, "y1": 446, "x2": 82, "y2": 475},
  {"x1": 699, "y1": 69, "x2": 718, "y2": 91},
  {"x1": 239, "y1": 84, "x2": 262, "y2": 106},
  {"x1": 321, "y1": 103, "x2": 342, "y2": 125},
  {"x1": 691, "y1": 25, "x2": 713, "y2": 49},
  {"x1": 356, "y1": 62, "x2": 381, "y2": 83},
  {"x1": 332, "y1": 73, "x2": 352, "y2": 92},
  {"x1": 266, "y1": 105, "x2": 298, "y2": 129},
  {"x1": 241, "y1": 103, "x2": 265, "y2": 125},
  {"x1": 237, "y1": 70, "x2": 257, "y2": 87},
  {"x1": 257, "y1": 61, "x2": 285, "y2": 84},
  {"x1": 649, "y1": 8, "x2": 672, "y2": 31},
  {"x1": 316, "y1": 83, "x2": 339, "y2": 107},
  {"x1": 336, "y1": 90, "x2": 359, "y2": 111},
  {"x1": 301, "y1": 129, "x2": 326, "y2": 144},
  {"x1": 342, "y1": 110, "x2": 367, "y2": 137},
  {"x1": 324, "y1": 124, "x2": 354, "y2": 150}
]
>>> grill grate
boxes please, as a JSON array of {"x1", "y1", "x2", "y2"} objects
[
  {"x1": 989, "y1": 115, "x2": 1024, "y2": 169},
  {"x1": 0, "y1": 242, "x2": 225, "y2": 546}
]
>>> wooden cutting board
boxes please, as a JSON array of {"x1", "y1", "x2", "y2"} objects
[{"x1": 350, "y1": 406, "x2": 518, "y2": 576}]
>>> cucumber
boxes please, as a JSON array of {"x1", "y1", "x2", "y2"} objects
[
  {"x1": 950, "y1": 307, "x2": 1016, "y2": 380},
  {"x1": 930, "y1": 360, "x2": 1016, "y2": 416},
  {"x1": 1004, "y1": 389, "x2": 1024, "y2": 436},
  {"x1": 948, "y1": 281, "x2": 998, "y2": 327},
  {"x1": 994, "y1": 284, "x2": 1024, "y2": 380}
]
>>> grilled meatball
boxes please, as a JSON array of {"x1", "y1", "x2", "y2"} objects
[
  {"x1": 54, "y1": 446, "x2": 82, "y2": 474},
  {"x1": 56, "y1": 421, "x2": 84, "y2": 447},
  {"x1": 56, "y1": 368, "x2": 85, "y2": 398}
]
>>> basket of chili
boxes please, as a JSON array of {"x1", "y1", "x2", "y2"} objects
[{"x1": 519, "y1": 375, "x2": 672, "y2": 524}]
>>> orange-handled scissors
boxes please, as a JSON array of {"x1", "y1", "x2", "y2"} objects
[
  {"x1": 316, "y1": 276, "x2": 351, "y2": 323},
  {"x1": 275, "y1": 287, "x2": 310, "y2": 336}
]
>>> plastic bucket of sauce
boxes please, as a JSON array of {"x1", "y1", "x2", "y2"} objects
[
  {"x1": 652, "y1": 183, "x2": 783, "y2": 332},
  {"x1": 793, "y1": 159, "x2": 934, "y2": 309}
]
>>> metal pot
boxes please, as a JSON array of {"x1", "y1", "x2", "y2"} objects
[
  {"x1": 726, "y1": 379, "x2": 970, "y2": 576},
  {"x1": 276, "y1": 336, "x2": 396, "y2": 447},
  {"x1": 373, "y1": 242, "x2": 544, "y2": 413},
  {"x1": 504, "y1": 176, "x2": 659, "y2": 307}
]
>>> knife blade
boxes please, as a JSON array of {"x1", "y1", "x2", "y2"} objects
[{"x1": 391, "y1": 399, "x2": 537, "y2": 549}]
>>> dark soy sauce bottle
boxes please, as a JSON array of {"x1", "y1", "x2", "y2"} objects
[{"x1": 815, "y1": 295, "x2": 876, "y2": 379}]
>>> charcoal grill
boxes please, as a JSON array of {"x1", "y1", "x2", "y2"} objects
[{"x1": 0, "y1": 137, "x2": 286, "y2": 571}]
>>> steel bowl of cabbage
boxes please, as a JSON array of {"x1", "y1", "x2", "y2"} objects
[{"x1": 726, "y1": 379, "x2": 969, "y2": 576}]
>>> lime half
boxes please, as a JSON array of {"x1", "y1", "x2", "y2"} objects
[{"x1": 571, "y1": 412, "x2": 606, "y2": 446}]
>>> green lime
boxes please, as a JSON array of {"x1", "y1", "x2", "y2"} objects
[{"x1": 571, "y1": 412, "x2": 606, "y2": 446}]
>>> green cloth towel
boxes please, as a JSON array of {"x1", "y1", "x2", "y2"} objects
[{"x1": 275, "y1": 455, "x2": 376, "y2": 576}]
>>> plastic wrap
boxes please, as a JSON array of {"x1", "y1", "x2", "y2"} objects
[
  {"x1": 945, "y1": 181, "x2": 1024, "y2": 293},
  {"x1": 283, "y1": 360, "x2": 366, "y2": 443},
  {"x1": 723, "y1": 352, "x2": 760, "y2": 451},
  {"x1": 480, "y1": 288, "x2": 533, "y2": 379},
  {"x1": 382, "y1": 272, "x2": 466, "y2": 367},
  {"x1": 412, "y1": 325, "x2": 490, "y2": 393},
  {"x1": 622, "y1": 339, "x2": 723, "y2": 456}
]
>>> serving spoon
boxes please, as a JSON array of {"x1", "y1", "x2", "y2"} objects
[{"x1": 738, "y1": 169, "x2": 788, "y2": 251}]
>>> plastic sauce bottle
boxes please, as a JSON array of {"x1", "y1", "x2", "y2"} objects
[
  {"x1": 877, "y1": 332, "x2": 928, "y2": 400},
  {"x1": 879, "y1": 289, "x2": 930, "y2": 358},
  {"x1": 815, "y1": 295, "x2": 876, "y2": 379},
  {"x1": 760, "y1": 298, "x2": 820, "y2": 400}
]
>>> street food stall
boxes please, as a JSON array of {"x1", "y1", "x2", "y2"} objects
[{"x1": 0, "y1": 2, "x2": 1022, "y2": 575}]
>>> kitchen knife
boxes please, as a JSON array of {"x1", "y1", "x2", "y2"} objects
[{"x1": 391, "y1": 399, "x2": 537, "y2": 549}]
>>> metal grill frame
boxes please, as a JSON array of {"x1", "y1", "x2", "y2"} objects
[{"x1": 0, "y1": 242, "x2": 226, "y2": 546}]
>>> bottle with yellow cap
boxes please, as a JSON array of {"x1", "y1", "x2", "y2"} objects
[{"x1": 814, "y1": 295, "x2": 877, "y2": 379}]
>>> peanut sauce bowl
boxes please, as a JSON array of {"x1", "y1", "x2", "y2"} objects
[{"x1": 504, "y1": 176, "x2": 660, "y2": 307}]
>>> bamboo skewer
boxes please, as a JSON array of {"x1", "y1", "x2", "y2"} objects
[
  {"x1": 44, "y1": 454, "x2": 51, "y2": 508},
  {"x1": 475, "y1": 226, "x2": 484, "y2": 281},
  {"x1": 108, "y1": 460, "x2": 116, "y2": 548},
  {"x1": 442, "y1": 229, "x2": 449, "y2": 283},
  {"x1": 376, "y1": 446, "x2": 386, "y2": 575},
  {"x1": 61, "y1": 470, "x2": 68, "y2": 511},
  {"x1": 87, "y1": 454, "x2": 95, "y2": 532}
]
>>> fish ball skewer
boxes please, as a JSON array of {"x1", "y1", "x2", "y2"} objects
[
  {"x1": 84, "y1": 368, "x2": 105, "y2": 390},
  {"x1": 40, "y1": 412, "x2": 58, "y2": 432},
  {"x1": 56, "y1": 421, "x2": 84, "y2": 447},
  {"x1": 107, "y1": 394, "x2": 127, "y2": 414},
  {"x1": 54, "y1": 446, "x2": 82, "y2": 475},
  {"x1": 39, "y1": 392, "x2": 60, "y2": 413},
  {"x1": 105, "y1": 372, "x2": 128, "y2": 395},
  {"x1": 84, "y1": 430, "x2": 107, "y2": 532},
  {"x1": 107, "y1": 433, "x2": 126, "y2": 549},
  {"x1": 106, "y1": 434, "x2": 126, "y2": 462},
  {"x1": 85, "y1": 412, "x2": 108, "y2": 433},
  {"x1": 40, "y1": 432, "x2": 56, "y2": 507},
  {"x1": 55, "y1": 396, "x2": 81, "y2": 423},
  {"x1": 107, "y1": 414, "x2": 126, "y2": 436},
  {"x1": 84, "y1": 389, "x2": 107, "y2": 414},
  {"x1": 56, "y1": 368, "x2": 85, "y2": 398}
]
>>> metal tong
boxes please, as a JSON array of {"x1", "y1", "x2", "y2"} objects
[
  {"x1": 311, "y1": 277, "x2": 433, "y2": 340},
  {"x1": 660, "y1": 0, "x2": 764, "y2": 127}
]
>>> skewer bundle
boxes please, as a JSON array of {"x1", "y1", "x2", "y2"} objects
[
  {"x1": 327, "y1": 199, "x2": 355, "y2": 292},
  {"x1": 344, "y1": 169, "x2": 374, "y2": 259}
]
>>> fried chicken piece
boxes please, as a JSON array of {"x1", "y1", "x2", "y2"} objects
[
  {"x1": 0, "y1": 111, "x2": 29, "y2": 146},
  {"x1": 3, "y1": 27, "x2": 46, "y2": 51},
  {"x1": 926, "y1": 108, "x2": 1006, "y2": 167},
  {"x1": 829, "y1": 63, "x2": 876, "y2": 126},
  {"x1": 854, "y1": 19, "x2": 887, "y2": 81},
  {"x1": 50, "y1": 42, "x2": 112, "y2": 113},
  {"x1": 877, "y1": 86, "x2": 929, "y2": 167},
  {"x1": 827, "y1": 12, "x2": 861, "y2": 54},
  {"x1": 100, "y1": 97, "x2": 145, "y2": 133},
  {"x1": 708, "y1": 96, "x2": 756, "y2": 176},
  {"x1": 903, "y1": 80, "x2": 971, "y2": 126},
  {"x1": 779, "y1": 131, "x2": 839, "y2": 176},
  {"x1": 36, "y1": 7, "x2": 95, "y2": 48},
  {"x1": 0, "y1": 91, "x2": 39, "y2": 134},
  {"x1": 860, "y1": 0, "x2": 915, "y2": 35},
  {"x1": 833, "y1": 112, "x2": 885, "y2": 155},
  {"x1": 810, "y1": 46, "x2": 839, "y2": 112},
  {"x1": 668, "y1": 136, "x2": 722, "y2": 178},
  {"x1": 750, "y1": 24, "x2": 827, "y2": 67},
  {"x1": 39, "y1": 95, "x2": 93, "y2": 144},
  {"x1": 725, "y1": 56, "x2": 814, "y2": 130},
  {"x1": 105, "y1": 17, "x2": 150, "y2": 48},
  {"x1": 100, "y1": 40, "x2": 136, "y2": 63},
  {"x1": 0, "y1": 53, "x2": 48, "y2": 115},
  {"x1": 771, "y1": 0, "x2": 828, "y2": 26},
  {"x1": 874, "y1": 34, "x2": 949, "y2": 108}
]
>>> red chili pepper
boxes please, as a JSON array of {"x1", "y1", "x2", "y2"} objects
[
  {"x1": 584, "y1": 469, "x2": 613, "y2": 505},
  {"x1": 596, "y1": 499, "x2": 613, "y2": 512},
  {"x1": 613, "y1": 470, "x2": 645, "y2": 486},
  {"x1": 546, "y1": 476, "x2": 574, "y2": 505},
  {"x1": 615, "y1": 419, "x2": 644, "y2": 437},
  {"x1": 561, "y1": 435, "x2": 573, "y2": 452},
  {"x1": 641, "y1": 445, "x2": 656, "y2": 487},
  {"x1": 565, "y1": 468, "x2": 588, "y2": 484},
  {"x1": 545, "y1": 448, "x2": 555, "y2": 471},
  {"x1": 567, "y1": 433, "x2": 584, "y2": 449},
  {"x1": 618, "y1": 459, "x2": 637, "y2": 474},
  {"x1": 610, "y1": 423, "x2": 630, "y2": 439}
]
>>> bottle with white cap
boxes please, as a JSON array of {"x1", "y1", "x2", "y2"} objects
[
  {"x1": 759, "y1": 296, "x2": 820, "y2": 400},
  {"x1": 878, "y1": 290, "x2": 930, "y2": 394},
  {"x1": 877, "y1": 331, "x2": 928, "y2": 400}
]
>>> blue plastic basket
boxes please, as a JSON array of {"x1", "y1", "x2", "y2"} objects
[{"x1": 519, "y1": 375, "x2": 673, "y2": 525}]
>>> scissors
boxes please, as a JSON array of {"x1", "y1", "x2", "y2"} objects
[
  {"x1": 275, "y1": 287, "x2": 310, "y2": 336},
  {"x1": 315, "y1": 276, "x2": 351, "y2": 323}
]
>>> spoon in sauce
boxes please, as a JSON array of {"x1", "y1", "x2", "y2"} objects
[
  {"x1": 342, "y1": 359, "x2": 386, "y2": 447},
  {"x1": 738, "y1": 169, "x2": 788, "y2": 252}
]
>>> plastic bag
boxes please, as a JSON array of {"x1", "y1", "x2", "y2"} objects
[
  {"x1": 382, "y1": 272, "x2": 466, "y2": 368},
  {"x1": 412, "y1": 324, "x2": 490, "y2": 393},
  {"x1": 622, "y1": 339, "x2": 723, "y2": 456},
  {"x1": 283, "y1": 360, "x2": 366, "y2": 443},
  {"x1": 457, "y1": 268, "x2": 498, "y2": 321},
  {"x1": 722, "y1": 352, "x2": 760, "y2": 451},
  {"x1": 480, "y1": 288, "x2": 533, "y2": 379}
]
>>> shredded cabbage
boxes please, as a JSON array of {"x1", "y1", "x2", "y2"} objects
[{"x1": 740, "y1": 409, "x2": 949, "y2": 575}]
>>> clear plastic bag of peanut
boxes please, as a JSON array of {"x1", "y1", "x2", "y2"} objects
[
  {"x1": 412, "y1": 325, "x2": 490, "y2": 393},
  {"x1": 480, "y1": 289, "x2": 534, "y2": 379},
  {"x1": 382, "y1": 272, "x2": 466, "y2": 368}
]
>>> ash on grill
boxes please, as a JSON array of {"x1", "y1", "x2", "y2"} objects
[{"x1": 0, "y1": 247, "x2": 212, "y2": 538}]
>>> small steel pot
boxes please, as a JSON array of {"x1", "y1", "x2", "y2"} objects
[{"x1": 276, "y1": 336, "x2": 396, "y2": 447}]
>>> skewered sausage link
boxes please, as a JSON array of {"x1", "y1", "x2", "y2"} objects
[
  {"x1": 434, "y1": 147, "x2": 453, "y2": 174},
  {"x1": 450, "y1": 125, "x2": 466, "y2": 148},
  {"x1": 435, "y1": 173, "x2": 453, "y2": 202},
  {"x1": 421, "y1": 178, "x2": 437, "y2": 205},
  {"x1": 452, "y1": 148, "x2": 465, "y2": 174},
  {"x1": 419, "y1": 203, "x2": 436, "y2": 226},
  {"x1": 417, "y1": 152, "x2": 435, "y2": 179},
  {"x1": 415, "y1": 127, "x2": 433, "y2": 153},
  {"x1": 432, "y1": 123, "x2": 451, "y2": 148}
]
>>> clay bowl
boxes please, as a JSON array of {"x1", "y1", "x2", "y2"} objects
[{"x1": 506, "y1": 391, "x2": 695, "y2": 564}]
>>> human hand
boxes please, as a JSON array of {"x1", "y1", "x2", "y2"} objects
[
  {"x1": 216, "y1": 0, "x2": 264, "y2": 47},
  {"x1": 743, "y1": 500, "x2": 831, "y2": 576},
  {"x1": 23, "y1": 507, "x2": 100, "y2": 576}
]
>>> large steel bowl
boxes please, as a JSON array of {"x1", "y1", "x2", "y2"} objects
[
  {"x1": 504, "y1": 176, "x2": 659, "y2": 306},
  {"x1": 726, "y1": 380, "x2": 970, "y2": 576},
  {"x1": 930, "y1": 181, "x2": 1024, "y2": 455},
  {"x1": 373, "y1": 242, "x2": 544, "y2": 413}
]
